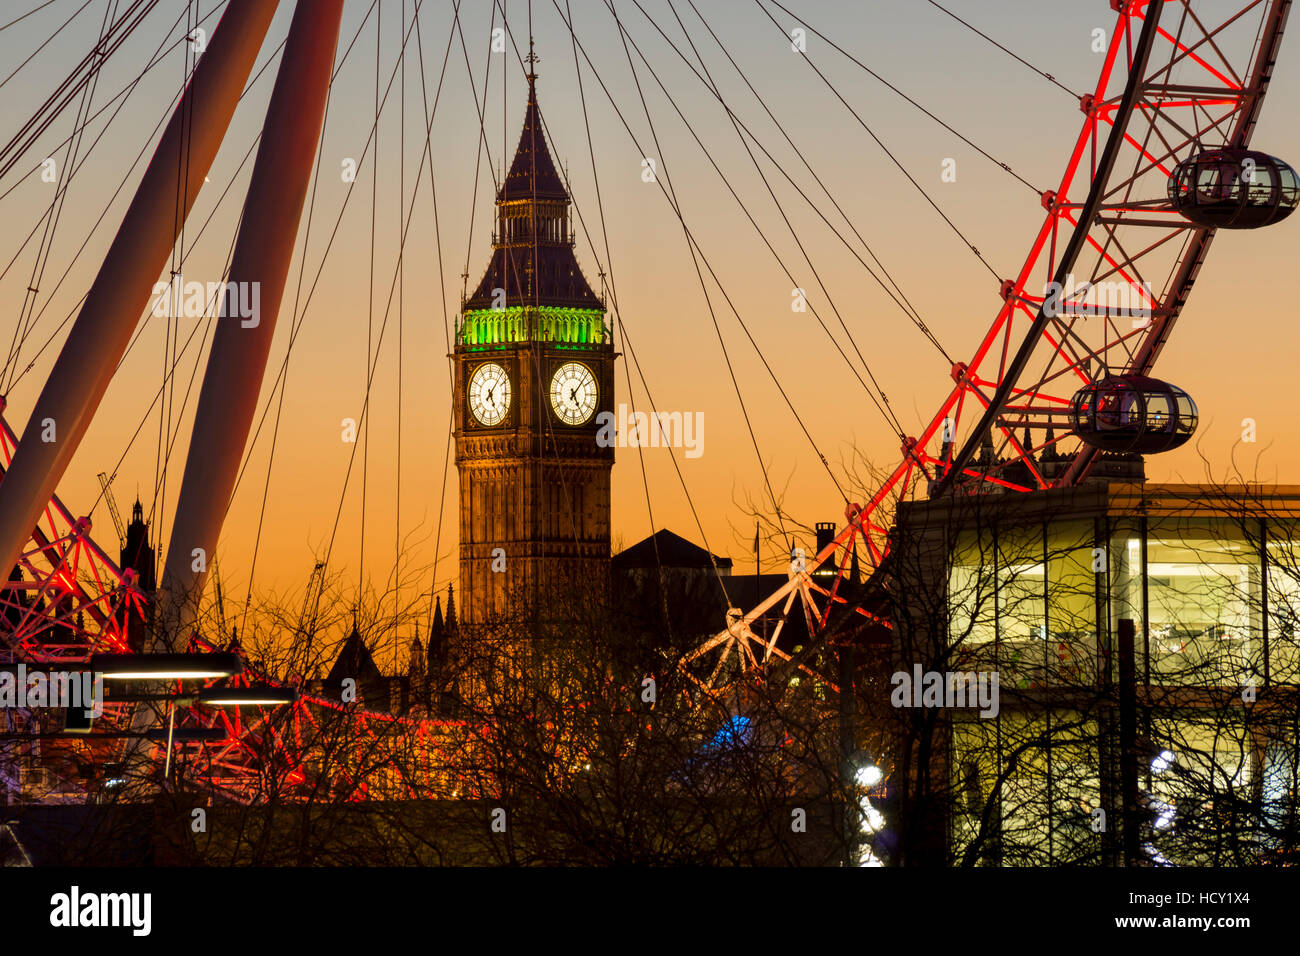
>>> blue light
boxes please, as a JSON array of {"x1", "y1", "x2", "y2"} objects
[{"x1": 708, "y1": 715, "x2": 753, "y2": 750}]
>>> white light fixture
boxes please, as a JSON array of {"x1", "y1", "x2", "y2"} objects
[
  {"x1": 198, "y1": 684, "x2": 297, "y2": 707},
  {"x1": 90, "y1": 653, "x2": 242, "y2": 681},
  {"x1": 855, "y1": 764, "x2": 883, "y2": 788}
]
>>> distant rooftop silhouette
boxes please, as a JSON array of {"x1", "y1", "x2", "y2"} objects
[{"x1": 613, "y1": 528, "x2": 733, "y2": 571}]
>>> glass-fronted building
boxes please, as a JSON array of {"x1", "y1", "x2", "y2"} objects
[{"x1": 893, "y1": 481, "x2": 1300, "y2": 866}]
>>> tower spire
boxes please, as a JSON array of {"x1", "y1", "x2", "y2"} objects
[{"x1": 459, "y1": 56, "x2": 602, "y2": 313}]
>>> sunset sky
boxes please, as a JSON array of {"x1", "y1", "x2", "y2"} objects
[{"x1": 2, "y1": 0, "x2": 1298, "y2": 650}]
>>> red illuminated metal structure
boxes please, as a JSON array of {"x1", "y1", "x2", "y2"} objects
[
  {"x1": 0, "y1": 0, "x2": 1293, "y2": 794},
  {"x1": 0, "y1": 0, "x2": 471, "y2": 801},
  {"x1": 0, "y1": 413, "x2": 469, "y2": 800},
  {"x1": 687, "y1": 0, "x2": 1295, "y2": 687}
]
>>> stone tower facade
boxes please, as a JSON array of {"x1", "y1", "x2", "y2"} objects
[{"x1": 453, "y1": 70, "x2": 614, "y2": 628}]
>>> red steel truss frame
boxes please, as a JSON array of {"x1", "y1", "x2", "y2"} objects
[{"x1": 689, "y1": 0, "x2": 1293, "y2": 687}]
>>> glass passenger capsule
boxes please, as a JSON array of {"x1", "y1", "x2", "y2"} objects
[
  {"x1": 1168, "y1": 148, "x2": 1300, "y2": 228},
  {"x1": 1069, "y1": 375, "x2": 1198, "y2": 455}
]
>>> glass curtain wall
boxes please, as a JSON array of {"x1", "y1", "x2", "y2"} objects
[{"x1": 946, "y1": 509, "x2": 1297, "y2": 865}]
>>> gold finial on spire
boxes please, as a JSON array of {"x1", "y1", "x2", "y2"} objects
[{"x1": 526, "y1": 36, "x2": 540, "y2": 86}]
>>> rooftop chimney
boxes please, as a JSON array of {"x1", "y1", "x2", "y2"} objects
[{"x1": 815, "y1": 521, "x2": 836, "y2": 576}]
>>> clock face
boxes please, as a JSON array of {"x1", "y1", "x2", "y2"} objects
[
  {"x1": 468, "y1": 362, "x2": 511, "y2": 426},
  {"x1": 550, "y1": 362, "x2": 598, "y2": 425}
]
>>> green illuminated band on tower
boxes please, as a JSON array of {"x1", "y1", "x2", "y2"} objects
[{"x1": 458, "y1": 306, "x2": 609, "y2": 347}]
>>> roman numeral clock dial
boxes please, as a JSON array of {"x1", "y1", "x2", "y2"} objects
[
  {"x1": 550, "y1": 362, "x2": 597, "y2": 425},
  {"x1": 468, "y1": 362, "x2": 511, "y2": 427}
]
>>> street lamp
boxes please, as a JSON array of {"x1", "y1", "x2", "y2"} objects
[
  {"x1": 197, "y1": 685, "x2": 297, "y2": 707},
  {"x1": 855, "y1": 763, "x2": 884, "y2": 788},
  {"x1": 847, "y1": 751, "x2": 888, "y2": 866},
  {"x1": 89, "y1": 652, "x2": 242, "y2": 681},
  {"x1": 3, "y1": 657, "x2": 298, "y2": 790},
  {"x1": 87, "y1": 653, "x2": 241, "y2": 779},
  {"x1": 847, "y1": 750, "x2": 883, "y2": 787},
  {"x1": 1151, "y1": 749, "x2": 1176, "y2": 774}
]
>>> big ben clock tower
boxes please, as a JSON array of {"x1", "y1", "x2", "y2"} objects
[{"x1": 453, "y1": 61, "x2": 614, "y2": 628}]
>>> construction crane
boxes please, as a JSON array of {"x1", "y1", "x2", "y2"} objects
[
  {"x1": 298, "y1": 561, "x2": 326, "y2": 640},
  {"x1": 212, "y1": 558, "x2": 229, "y2": 643},
  {"x1": 96, "y1": 472, "x2": 126, "y2": 550}
]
